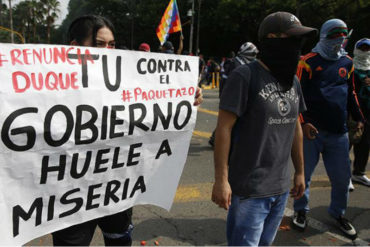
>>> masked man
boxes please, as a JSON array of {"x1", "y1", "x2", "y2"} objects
[
  {"x1": 350, "y1": 38, "x2": 370, "y2": 188},
  {"x1": 211, "y1": 12, "x2": 317, "y2": 246},
  {"x1": 293, "y1": 19, "x2": 364, "y2": 240}
]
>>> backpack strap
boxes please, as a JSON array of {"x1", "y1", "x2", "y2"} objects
[
  {"x1": 230, "y1": 61, "x2": 260, "y2": 153},
  {"x1": 235, "y1": 56, "x2": 246, "y2": 66},
  {"x1": 245, "y1": 61, "x2": 259, "y2": 110}
]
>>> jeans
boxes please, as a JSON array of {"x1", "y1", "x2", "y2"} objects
[
  {"x1": 293, "y1": 130, "x2": 350, "y2": 218},
  {"x1": 227, "y1": 191, "x2": 289, "y2": 246}
]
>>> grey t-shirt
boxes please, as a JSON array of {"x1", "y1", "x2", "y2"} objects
[{"x1": 220, "y1": 61, "x2": 306, "y2": 198}]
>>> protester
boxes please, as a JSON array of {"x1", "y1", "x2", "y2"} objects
[
  {"x1": 211, "y1": 12, "x2": 317, "y2": 246},
  {"x1": 161, "y1": 40, "x2": 175, "y2": 54},
  {"x1": 205, "y1": 57, "x2": 220, "y2": 85},
  {"x1": 209, "y1": 42, "x2": 258, "y2": 147},
  {"x1": 293, "y1": 19, "x2": 364, "y2": 240},
  {"x1": 52, "y1": 15, "x2": 203, "y2": 246},
  {"x1": 224, "y1": 42, "x2": 259, "y2": 76},
  {"x1": 198, "y1": 53, "x2": 206, "y2": 86},
  {"x1": 349, "y1": 38, "x2": 370, "y2": 188},
  {"x1": 160, "y1": 35, "x2": 184, "y2": 55},
  {"x1": 219, "y1": 51, "x2": 235, "y2": 94},
  {"x1": 138, "y1": 42, "x2": 151, "y2": 52},
  {"x1": 52, "y1": 15, "x2": 134, "y2": 246}
]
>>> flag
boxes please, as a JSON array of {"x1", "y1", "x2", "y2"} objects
[{"x1": 156, "y1": 0, "x2": 182, "y2": 45}]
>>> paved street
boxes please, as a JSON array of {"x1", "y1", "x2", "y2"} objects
[{"x1": 27, "y1": 88, "x2": 370, "y2": 246}]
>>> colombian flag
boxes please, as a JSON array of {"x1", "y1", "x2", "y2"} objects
[{"x1": 156, "y1": 0, "x2": 182, "y2": 45}]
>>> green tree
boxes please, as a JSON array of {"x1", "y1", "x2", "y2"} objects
[
  {"x1": 41, "y1": 0, "x2": 60, "y2": 43},
  {"x1": 13, "y1": 1, "x2": 31, "y2": 41},
  {"x1": 53, "y1": 0, "x2": 370, "y2": 58}
]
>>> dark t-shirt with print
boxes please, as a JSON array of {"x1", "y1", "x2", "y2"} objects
[{"x1": 220, "y1": 61, "x2": 306, "y2": 198}]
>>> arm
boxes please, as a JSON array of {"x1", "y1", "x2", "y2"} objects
[
  {"x1": 290, "y1": 119, "x2": 305, "y2": 199},
  {"x1": 211, "y1": 109, "x2": 237, "y2": 210},
  {"x1": 348, "y1": 65, "x2": 365, "y2": 124},
  {"x1": 296, "y1": 58, "x2": 319, "y2": 139},
  {"x1": 193, "y1": 87, "x2": 203, "y2": 106},
  {"x1": 176, "y1": 34, "x2": 184, "y2": 55}
]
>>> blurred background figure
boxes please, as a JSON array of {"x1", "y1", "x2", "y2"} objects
[
  {"x1": 161, "y1": 40, "x2": 175, "y2": 54},
  {"x1": 138, "y1": 42, "x2": 151, "y2": 52}
]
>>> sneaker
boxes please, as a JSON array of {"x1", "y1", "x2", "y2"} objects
[
  {"x1": 336, "y1": 216, "x2": 357, "y2": 240},
  {"x1": 349, "y1": 179, "x2": 355, "y2": 192},
  {"x1": 292, "y1": 210, "x2": 307, "y2": 231},
  {"x1": 352, "y1": 174, "x2": 370, "y2": 186}
]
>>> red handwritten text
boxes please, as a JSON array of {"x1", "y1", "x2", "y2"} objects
[
  {"x1": 123, "y1": 87, "x2": 196, "y2": 102},
  {"x1": 9, "y1": 47, "x2": 95, "y2": 66},
  {"x1": 12, "y1": 71, "x2": 79, "y2": 93}
]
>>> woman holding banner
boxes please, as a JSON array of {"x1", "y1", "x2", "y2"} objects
[
  {"x1": 51, "y1": 15, "x2": 203, "y2": 246},
  {"x1": 51, "y1": 15, "x2": 134, "y2": 246}
]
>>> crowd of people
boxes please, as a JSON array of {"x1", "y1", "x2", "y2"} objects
[{"x1": 8, "y1": 9, "x2": 368, "y2": 247}]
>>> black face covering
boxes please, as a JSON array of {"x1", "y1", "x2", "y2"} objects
[{"x1": 259, "y1": 37, "x2": 303, "y2": 91}]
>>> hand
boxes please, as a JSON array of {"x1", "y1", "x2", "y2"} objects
[
  {"x1": 194, "y1": 86, "x2": 203, "y2": 106},
  {"x1": 357, "y1": 121, "x2": 364, "y2": 130},
  {"x1": 211, "y1": 180, "x2": 232, "y2": 210},
  {"x1": 290, "y1": 173, "x2": 305, "y2": 200},
  {"x1": 302, "y1": 123, "x2": 318, "y2": 139}
]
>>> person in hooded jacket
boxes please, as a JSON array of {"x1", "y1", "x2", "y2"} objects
[
  {"x1": 349, "y1": 38, "x2": 370, "y2": 189},
  {"x1": 293, "y1": 19, "x2": 364, "y2": 240}
]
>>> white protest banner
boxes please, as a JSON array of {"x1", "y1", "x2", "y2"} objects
[{"x1": 0, "y1": 44, "x2": 198, "y2": 245}]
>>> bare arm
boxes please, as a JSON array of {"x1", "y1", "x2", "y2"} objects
[
  {"x1": 290, "y1": 119, "x2": 305, "y2": 199},
  {"x1": 176, "y1": 35, "x2": 184, "y2": 55},
  {"x1": 211, "y1": 109, "x2": 237, "y2": 210}
]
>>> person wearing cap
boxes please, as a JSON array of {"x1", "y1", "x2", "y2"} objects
[
  {"x1": 350, "y1": 38, "x2": 370, "y2": 188},
  {"x1": 293, "y1": 19, "x2": 364, "y2": 240},
  {"x1": 161, "y1": 41, "x2": 175, "y2": 54},
  {"x1": 211, "y1": 11, "x2": 316, "y2": 246},
  {"x1": 138, "y1": 42, "x2": 151, "y2": 52}
]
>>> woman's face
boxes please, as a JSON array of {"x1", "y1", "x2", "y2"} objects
[{"x1": 81, "y1": 26, "x2": 115, "y2": 49}]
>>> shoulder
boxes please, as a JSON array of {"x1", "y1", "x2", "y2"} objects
[
  {"x1": 301, "y1": 52, "x2": 319, "y2": 62},
  {"x1": 342, "y1": 55, "x2": 353, "y2": 66},
  {"x1": 231, "y1": 63, "x2": 252, "y2": 77},
  {"x1": 297, "y1": 53, "x2": 318, "y2": 78},
  {"x1": 298, "y1": 52, "x2": 319, "y2": 67}
]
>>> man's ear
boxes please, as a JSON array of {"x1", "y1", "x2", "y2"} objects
[{"x1": 70, "y1": 40, "x2": 79, "y2": 46}]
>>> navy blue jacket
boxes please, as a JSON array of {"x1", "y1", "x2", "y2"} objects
[{"x1": 297, "y1": 52, "x2": 364, "y2": 133}]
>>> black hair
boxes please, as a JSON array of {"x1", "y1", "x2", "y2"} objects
[{"x1": 67, "y1": 15, "x2": 115, "y2": 47}]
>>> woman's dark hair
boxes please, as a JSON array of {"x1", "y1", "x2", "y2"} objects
[{"x1": 67, "y1": 15, "x2": 115, "y2": 47}]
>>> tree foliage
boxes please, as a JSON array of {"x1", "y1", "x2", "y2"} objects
[
  {"x1": 0, "y1": 0, "x2": 60, "y2": 43},
  {"x1": 1, "y1": 0, "x2": 369, "y2": 57}
]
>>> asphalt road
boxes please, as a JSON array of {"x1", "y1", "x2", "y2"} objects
[{"x1": 27, "y1": 88, "x2": 370, "y2": 246}]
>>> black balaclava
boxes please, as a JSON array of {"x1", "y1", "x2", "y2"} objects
[{"x1": 259, "y1": 37, "x2": 303, "y2": 91}]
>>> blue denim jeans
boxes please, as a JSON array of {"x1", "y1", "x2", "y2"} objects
[
  {"x1": 227, "y1": 191, "x2": 289, "y2": 246},
  {"x1": 293, "y1": 130, "x2": 351, "y2": 218}
]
